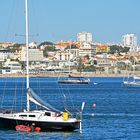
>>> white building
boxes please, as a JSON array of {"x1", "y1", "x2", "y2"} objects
[
  {"x1": 77, "y1": 32, "x2": 93, "y2": 43},
  {"x1": 122, "y1": 34, "x2": 138, "y2": 52},
  {"x1": 0, "y1": 49, "x2": 14, "y2": 61},
  {"x1": 20, "y1": 47, "x2": 44, "y2": 61},
  {"x1": 79, "y1": 42, "x2": 96, "y2": 58},
  {"x1": 2, "y1": 59, "x2": 22, "y2": 74},
  {"x1": 55, "y1": 49, "x2": 79, "y2": 61}
]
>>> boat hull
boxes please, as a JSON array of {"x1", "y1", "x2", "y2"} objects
[
  {"x1": 0, "y1": 117, "x2": 80, "y2": 131},
  {"x1": 58, "y1": 81, "x2": 89, "y2": 84},
  {"x1": 58, "y1": 80, "x2": 89, "y2": 84},
  {"x1": 123, "y1": 82, "x2": 140, "y2": 87}
]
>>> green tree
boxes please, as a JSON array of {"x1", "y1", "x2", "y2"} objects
[
  {"x1": 65, "y1": 45, "x2": 78, "y2": 50},
  {"x1": 109, "y1": 45, "x2": 129, "y2": 54},
  {"x1": 129, "y1": 56, "x2": 137, "y2": 65},
  {"x1": 38, "y1": 41, "x2": 54, "y2": 47},
  {"x1": 43, "y1": 45, "x2": 56, "y2": 57},
  {"x1": 83, "y1": 65, "x2": 96, "y2": 72},
  {"x1": 77, "y1": 57, "x2": 84, "y2": 73}
]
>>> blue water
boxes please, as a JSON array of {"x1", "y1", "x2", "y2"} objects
[{"x1": 0, "y1": 77, "x2": 140, "y2": 140}]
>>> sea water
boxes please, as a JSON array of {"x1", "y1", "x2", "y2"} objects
[{"x1": 0, "y1": 77, "x2": 140, "y2": 140}]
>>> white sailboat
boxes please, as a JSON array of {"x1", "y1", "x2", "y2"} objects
[
  {"x1": 123, "y1": 75, "x2": 140, "y2": 87},
  {"x1": 123, "y1": 65, "x2": 140, "y2": 87},
  {"x1": 0, "y1": 0, "x2": 81, "y2": 131}
]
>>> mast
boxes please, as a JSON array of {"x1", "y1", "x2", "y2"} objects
[
  {"x1": 25, "y1": 0, "x2": 30, "y2": 111},
  {"x1": 68, "y1": 41, "x2": 71, "y2": 75}
]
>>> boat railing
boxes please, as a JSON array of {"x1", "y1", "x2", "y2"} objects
[{"x1": 0, "y1": 108, "x2": 15, "y2": 114}]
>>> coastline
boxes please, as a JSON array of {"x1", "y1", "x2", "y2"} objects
[{"x1": 0, "y1": 72, "x2": 125, "y2": 78}]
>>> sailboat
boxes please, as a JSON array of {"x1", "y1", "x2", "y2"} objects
[
  {"x1": 58, "y1": 44, "x2": 90, "y2": 84},
  {"x1": 123, "y1": 65, "x2": 140, "y2": 87},
  {"x1": 0, "y1": 0, "x2": 82, "y2": 131},
  {"x1": 58, "y1": 74, "x2": 90, "y2": 84},
  {"x1": 123, "y1": 74, "x2": 140, "y2": 87}
]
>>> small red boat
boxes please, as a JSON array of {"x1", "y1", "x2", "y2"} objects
[
  {"x1": 16, "y1": 125, "x2": 31, "y2": 132},
  {"x1": 16, "y1": 125, "x2": 41, "y2": 132}
]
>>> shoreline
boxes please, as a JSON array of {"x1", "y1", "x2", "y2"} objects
[{"x1": 0, "y1": 72, "x2": 126, "y2": 78}]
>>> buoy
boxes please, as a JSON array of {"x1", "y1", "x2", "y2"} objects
[
  {"x1": 93, "y1": 103, "x2": 96, "y2": 108},
  {"x1": 91, "y1": 113, "x2": 94, "y2": 117},
  {"x1": 35, "y1": 127, "x2": 41, "y2": 132}
]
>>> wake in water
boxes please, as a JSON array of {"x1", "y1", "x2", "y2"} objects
[{"x1": 83, "y1": 112, "x2": 140, "y2": 118}]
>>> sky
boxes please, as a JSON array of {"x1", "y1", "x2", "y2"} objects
[{"x1": 0, "y1": 0, "x2": 140, "y2": 44}]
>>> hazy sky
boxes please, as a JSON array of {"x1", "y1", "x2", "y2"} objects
[{"x1": 0, "y1": 0, "x2": 140, "y2": 44}]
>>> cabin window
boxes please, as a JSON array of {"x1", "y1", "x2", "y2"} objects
[
  {"x1": 19, "y1": 115, "x2": 27, "y2": 117},
  {"x1": 45, "y1": 112, "x2": 51, "y2": 116},
  {"x1": 29, "y1": 115, "x2": 36, "y2": 117}
]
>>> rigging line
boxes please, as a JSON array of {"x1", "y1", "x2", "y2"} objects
[
  {"x1": 59, "y1": 84, "x2": 67, "y2": 110},
  {"x1": 12, "y1": 78, "x2": 18, "y2": 111},
  {"x1": 29, "y1": 0, "x2": 40, "y2": 42},
  {"x1": 0, "y1": 78, "x2": 8, "y2": 108},
  {"x1": 57, "y1": 68, "x2": 63, "y2": 80},
  {"x1": 20, "y1": 78, "x2": 25, "y2": 112},
  {"x1": 66, "y1": 85, "x2": 75, "y2": 110},
  {"x1": 59, "y1": 83, "x2": 76, "y2": 112},
  {"x1": 15, "y1": 33, "x2": 39, "y2": 37},
  {"x1": 4, "y1": 0, "x2": 17, "y2": 41},
  {"x1": 58, "y1": 83, "x2": 68, "y2": 110}
]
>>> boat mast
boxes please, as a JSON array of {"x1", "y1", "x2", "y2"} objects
[
  {"x1": 25, "y1": 0, "x2": 30, "y2": 111},
  {"x1": 68, "y1": 41, "x2": 71, "y2": 75}
]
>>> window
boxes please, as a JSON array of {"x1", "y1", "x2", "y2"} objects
[
  {"x1": 29, "y1": 115, "x2": 36, "y2": 117},
  {"x1": 45, "y1": 112, "x2": 51, "y2": 116},
  {"x1": 19, "y1": 115, "x2": 27, "y2": 117}
]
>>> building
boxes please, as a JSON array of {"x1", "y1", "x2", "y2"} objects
[
  {"x1": 2, "y1": 59, "x2": 22, "y2": 74},
  {"x1": 0, "y1": 42, "x2": 15, "y2": 48},
  {"x1": 122, "y1": 34, "x2": 138, "y2": 52},
  {"x1": 79, "y1": 42, "x2": 96, "y2": 58},
  {"x1": 96, "y1": 44, "x2": 110, "y2": 53},
  {"x1": 29, "y1": 42, "x2": 38, "y2": 48},
  {"x1": 55, "y1": 49, "x2": 79, "y2": 61},
  {"x1": 77, "y1": 32, "x2": 93, "y2": 43},
  {"x1": 20, "y1": 47, "x2": 44, "y2": 61},
  {"x1": 0, "y1": 49, "x2": 14, "y2": 61}
]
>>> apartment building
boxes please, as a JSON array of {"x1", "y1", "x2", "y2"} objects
[
  {"x1": 122, "y1": 34, "x2": 138, "y2": 52},
  {"x1": 20, "y1": 47, "x2": 44, "y2": 61},
  {"x1": 77, "y1": 32, "x2": 93, "y2": 43}
]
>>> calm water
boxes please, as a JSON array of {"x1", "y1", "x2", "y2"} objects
[{"x1": 0, "y1": 77, "x2": 140, "y2": 140}]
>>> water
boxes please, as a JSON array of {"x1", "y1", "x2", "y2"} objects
[{"x1": 0, "y1": 77, "x2": 140, "y2": 140}]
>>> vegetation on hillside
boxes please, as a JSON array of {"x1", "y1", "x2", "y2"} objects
[{"x1": 109, "y1": 45, "x2": 129, "y2": 54}]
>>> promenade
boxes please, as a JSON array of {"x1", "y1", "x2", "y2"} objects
[{"x1": 0, "y1": 72, "x2": 128, "y2": 78}]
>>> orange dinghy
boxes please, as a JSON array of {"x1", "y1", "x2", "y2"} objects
[
  {"x1": 34, "y1": 127, "x2": 41, "y2": 132},
  {"x1": 15, "y1": 125, "x2": 31, "y2": 132}
]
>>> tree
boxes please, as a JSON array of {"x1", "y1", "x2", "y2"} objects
[
  {"x1": 123, "y1": 47, "x2": 130, "y2": 52},
  {"x1": 43, "y1": 45, "x2": 56, "y2": 57},
  {"x1": 8, "y1": 43, "x2": 22, "y2": 52},
  {"x1": 65, "y1": 45, "x2": 78, "y2": 50},
  {"x1": 109, "y1": 45, "x2": 129, "y2": 54},
  {"x1": 77, "y1": 57, "x2": 84, "y2": 73},
  {"x1": 83, "y1": 65, "x2": 96, "y2": 72},
  {"x1": 38, "y1": 41, "x2": 54, "y2": 47},
  {"x1": 129, "y1": 56, "x2": 137, "y2": 65}
]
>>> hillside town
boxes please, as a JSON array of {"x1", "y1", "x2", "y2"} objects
[{"x1": 0, "y1": 32, "x2": 140, "y2": 77}]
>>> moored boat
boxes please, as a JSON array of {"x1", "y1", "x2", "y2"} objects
[
  {"x1": 58, "y1": 75, "x2": 90, "y2": 84},
  {"x1": 0, "y1": 0, "x2": 82, "y2": 132}
]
